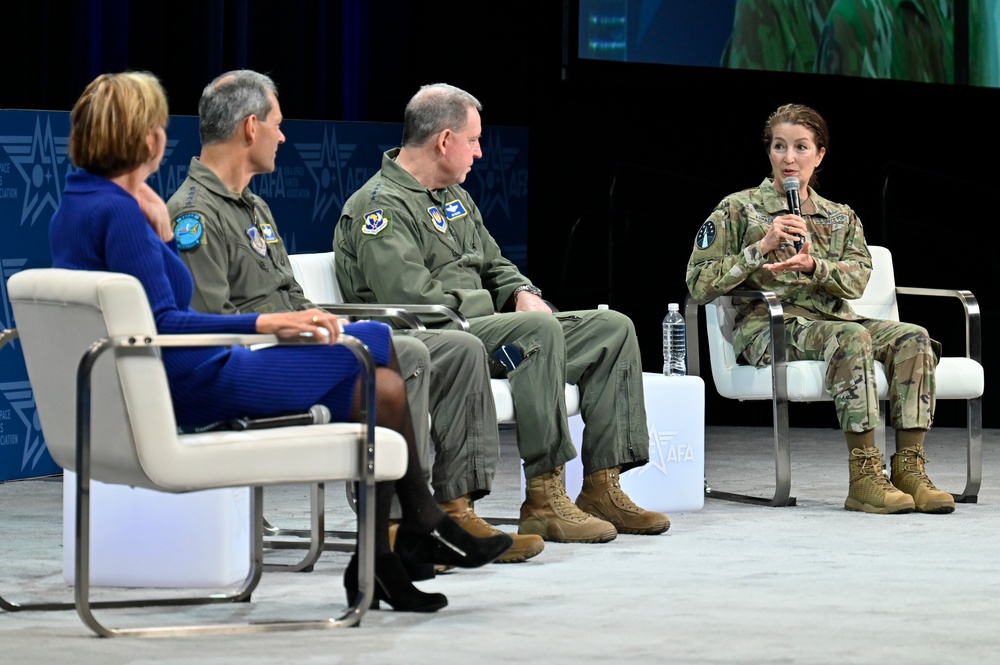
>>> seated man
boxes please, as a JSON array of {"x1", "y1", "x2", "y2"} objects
[
  {"x1": 166, "y1": 69, "x2": 542, "y2": 563},
  {"x1": 334, "y1": 83, "x2": 670, "y2": 541}
]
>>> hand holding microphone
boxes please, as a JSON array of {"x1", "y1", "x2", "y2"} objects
[{"x1": 783, "y1": 176, "x2": 804, "y2": 251}]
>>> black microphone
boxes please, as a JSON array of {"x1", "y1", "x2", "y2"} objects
[
  {"x1": 229, "y1": 404, "x2": 331, "y2": 430},
  {"x1": 784, "y1": 176, "x2": 804, "y2": 251}
]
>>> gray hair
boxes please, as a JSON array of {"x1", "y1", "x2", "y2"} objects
[
  {"x1": 198, "y1": 70, "x2": 278, "y2": 145},
  {"x1": 402, "y1": 83, "x2": 482, "y2": 147}
]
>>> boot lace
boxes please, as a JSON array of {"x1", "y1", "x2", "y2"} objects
[
  {"x1": 896, "y1": 448, "x2": 940, "y2": 490},
  {"x1": 463, "y1": 502, "x2": 504, "y2": 536},
  {"x1": 605, "y1": 471, "x2": 642, "y2": 512},
  {"x1": 545, "y1": 469, "x2": 590, "y2": 523},
  {"x1": 852, "y1": 448, "x2": 897, "y2": 490}
]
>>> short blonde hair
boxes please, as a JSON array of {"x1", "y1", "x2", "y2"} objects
[{"x1": 68, "y1": 71, "x2": 169, "y2": 176}]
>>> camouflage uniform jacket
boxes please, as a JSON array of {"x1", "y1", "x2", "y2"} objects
[
  {"x1": 334, "y1": 148, "x2": 534, "y2": 327},
  {"x1": 686, "y1": 178, "x2": 872, "y2": 365},
  {"x1": 167, "y1": 158, "x2": 310, "y2": 315}
]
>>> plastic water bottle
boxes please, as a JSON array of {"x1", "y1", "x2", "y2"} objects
[{"x1": 662, "y1": 303, "x2": 686, "y2": 376}]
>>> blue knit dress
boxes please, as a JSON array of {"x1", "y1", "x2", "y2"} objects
[{"x1": 49, "y1": 171, "x2": 392, "y2": 428}]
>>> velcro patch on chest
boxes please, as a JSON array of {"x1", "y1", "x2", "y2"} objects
[
  {"x1": 444, "y1": 199, "x2": 468, "y2": 220},
  {"x1": 427, "y1": 206, "x2": 447, "y2": 233},
  {"x1": 362, "y1": 209, "x2": 388, "y2": 235},
  {"x1": 245, "y1": 226, "x2": 267, "y2": 257},
  {"x1": 259, "y1": 222, "x2": 280, "y2": 243}
]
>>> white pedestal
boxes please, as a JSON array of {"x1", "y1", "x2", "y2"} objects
[
  {"x1": 560, "y1": 373, "x2": 705, "y2": 513},
  {"x1": 62, "y1": 470, "x2": 251, "y2": 588}
]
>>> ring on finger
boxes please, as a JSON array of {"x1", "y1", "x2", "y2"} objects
[
  {"x1": 783, "y1": 225, "x2": 790, "y2": 232},
  {"x1": 312, "y1": 315, "x2": 319, "y2": 324}
]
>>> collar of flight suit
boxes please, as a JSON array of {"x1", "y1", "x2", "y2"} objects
[{"x1": 186, "y1": 157, "x2": 255, "y2": 206}]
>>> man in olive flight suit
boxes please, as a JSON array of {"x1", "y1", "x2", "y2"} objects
[
  {"x1": 167, "y1": 69, "x2": 543, "y2": 563},
  {"x1": 334, "y1": 83, "x2": 671, "y2": 543}
]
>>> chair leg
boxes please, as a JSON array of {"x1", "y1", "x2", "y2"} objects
[
  {"x1": 953, "y1": 397, "x2": 982, "y2": 503},
  {"x1": 705, "y1": 378, "x2": 796, "y2": 507}
]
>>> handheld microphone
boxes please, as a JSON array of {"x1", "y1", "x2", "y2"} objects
[
  {"x1": 783, "y1": 176, "x2": 804, "y2": 251},
  {"x1": 229, "y1": 404, "x2": 331, "y2": 430}
]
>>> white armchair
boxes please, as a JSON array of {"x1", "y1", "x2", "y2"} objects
[
  {"x1": 685, "y1": 245, "x2": 983, "y2": 507},
  {"x1": 0, "y1": 269, "x2": 407, "y2": 637}
]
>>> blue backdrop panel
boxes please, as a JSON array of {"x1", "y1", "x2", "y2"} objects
[{"x1": 0, "y1": 109, "x2": 528, "y2": 482}]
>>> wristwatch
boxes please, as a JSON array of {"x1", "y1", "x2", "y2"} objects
[{"x1": 512, "y1": 284, "x2": 542, "y2": 300}]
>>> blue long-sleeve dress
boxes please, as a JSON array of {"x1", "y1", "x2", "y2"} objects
[{"x1": 49, "y1": 171, "x2": 391, "y2": 428}]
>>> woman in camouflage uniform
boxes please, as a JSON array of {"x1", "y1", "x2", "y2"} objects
[{"x1": 686, "y1": 103, "x2": 953, "y2": 515}]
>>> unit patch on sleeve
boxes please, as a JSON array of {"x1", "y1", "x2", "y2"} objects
[
  {"x1": 173, "y1": 213, "x2": 204, "y2": 251},
  {"x1": 443, "y1": 199, "x2": 468, "y2": 220},
  {"x1": 362, "y1": 209, "x2": 388, "y2": 235},
  {"x1": 428, "y1": 206, "x2": 447, "y2": 233},
  {"x1": 695, "y1": 220, "x2": 717, "y2": 250}
]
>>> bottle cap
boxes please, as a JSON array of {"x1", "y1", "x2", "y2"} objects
[{"x1": 668, "y1": 303, "x2": 679, "y2": 311}]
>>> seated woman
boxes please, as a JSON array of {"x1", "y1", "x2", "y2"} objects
[
  {"x1": 686, "y1": 103, "x2": 953, "y2": 516},
  {"x1": 49, "y1": 71, "x2": 512, "y2": 612}
]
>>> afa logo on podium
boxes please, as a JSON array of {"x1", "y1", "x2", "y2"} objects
[{"x1": 0, "y1": 109, "x2": 529, "y2": 482}]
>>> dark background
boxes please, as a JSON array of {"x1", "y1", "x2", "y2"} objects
[{"x1": 8, "y1": 0, "x2": 997, "y2": 430}]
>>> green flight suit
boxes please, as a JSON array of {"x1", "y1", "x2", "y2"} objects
[
  {"x1": 168, "y1": 157, "x2": 498, "y2": 502},
  {"x1": 685, "y1": 178, "x2": 938, "y2": 432},
  {"x1": 334, "y1": 149, "x2": 649, "y2": 478}
]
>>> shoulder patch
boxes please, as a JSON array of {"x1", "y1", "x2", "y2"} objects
[
  {"x1": 443, "y1": 199, "x2": 468, "y2": 220},
  {"x1": 427, "y1": 206, "x2": 447, "y2": 233},
  {"x1": 695, "y1": 220, "x2": 716, "y2": 250},
  {"x1": 362, "y1": 209, "x2": 388, "y2": 235},
  {"x1": 173, "y1": 213, "x2": 204, "y2": 251}
]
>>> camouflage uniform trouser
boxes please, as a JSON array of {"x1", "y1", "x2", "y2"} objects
[{"x1": 751, "y1": 318, "x2": 939, "y2": 433}]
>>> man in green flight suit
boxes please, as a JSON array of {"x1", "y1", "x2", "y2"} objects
[
  {"x1": 167, "y1": 70, "x2": 543, "y2": 564},
  {"x1": 334, "y1": 83, "x2": 670, "y2": 543}
]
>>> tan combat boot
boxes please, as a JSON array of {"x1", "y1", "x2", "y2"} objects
[
  {"x1": 519, "y1": 465, "x2": 617, "y2": 543},
  {"x1": 440, "y1": 495, "x2": 545, "y2": 563},
  {"x1": 845, "y1": 447, "x2": 915, "y2": 514},
  {"x1": 575, "y1": 467, "x2": 670, "y2": 535},
  {"x1": 890, "y1": 445, "x2": 956, "y2": 514}
]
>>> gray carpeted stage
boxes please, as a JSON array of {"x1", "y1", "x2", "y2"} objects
[{"x1": 2, "y1": 425, "x2": 997, "y2": 664}]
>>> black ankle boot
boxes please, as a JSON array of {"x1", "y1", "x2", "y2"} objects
[
  {"x1": 343, "y1": 552, "x2": 448, "y2": 613},
  {"x1": 394, "y1": 514, "x2": 513, "y2": 569}
]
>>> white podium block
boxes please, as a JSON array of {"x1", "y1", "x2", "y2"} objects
[
  {"x1": 62, "y1": 470, "x2": 251, "y2": 588},
  {"x1": 563, "y1": 373, "x2": 705, "y2": 513}
]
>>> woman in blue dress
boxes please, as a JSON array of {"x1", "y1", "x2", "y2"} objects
[{"x1": 49, "y1": 71, "x2": 511, "y2": 612}]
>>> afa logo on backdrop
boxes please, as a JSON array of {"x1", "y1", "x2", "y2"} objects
[{"x1": 0, "y1": 111, "x2": 74, "y2": 481}]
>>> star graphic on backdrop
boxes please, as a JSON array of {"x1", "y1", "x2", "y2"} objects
[
  {"x1": 295, "y1": 127, "x2": 356, "y2": 223},
  {"x1": 470, "y1": 131, "x2": 517, "y2": 221},
  {"x1": 0, "y1": 116, "x2": 68, "y2": 226},
  {"x1": 0, "y1": 381, "x2": 46, "y2": 473},
  {"x1": 0, "y1": 257, "x2": 28, "y2": 345},
  {"x1": 145, "y1": 138, "x2": 180, "y2": 199}
]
